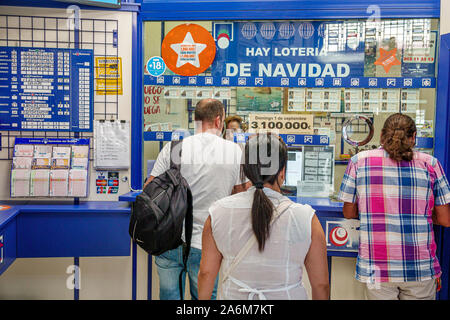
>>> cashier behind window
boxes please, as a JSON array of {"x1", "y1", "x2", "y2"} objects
[{"x1": 223, "y1": 115, "x2": 244, "y2": 141}]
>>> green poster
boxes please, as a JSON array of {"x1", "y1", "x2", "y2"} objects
[{"x1": 236, "y1": 87, "x2": 282, "y2": 113}]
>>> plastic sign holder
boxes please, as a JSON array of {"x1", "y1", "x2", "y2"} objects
[{"x1": 11, "y1": 137, "x2": 90, "y2": 198}]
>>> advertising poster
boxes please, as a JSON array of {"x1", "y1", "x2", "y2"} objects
[
  {"x1": 236, "y1": 87, "x2": 282, "y2": 112},
  {"x1": 402, "y1": 31, "x2": 437, "y2": 77},
  {"x1": 95, "y1": 57, "x2": 123, "y2": 95},
  {"x1": 211, "y1": 21, "x2": 365, "y2": 86},
  {"x1": 248, "y1": 113, "x2": 314, "y2": 135},
  {"x1": 146, "y1": 21, "x2": 438, "y2": 88},
  {"x1": 144, "y1": 85, "x2": 185, "y2": 131}
]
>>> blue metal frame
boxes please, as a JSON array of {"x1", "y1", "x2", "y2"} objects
[
  {"x1": 130, "y1": 10, "x2": 143, "y2": 301},
  {"x1": 433, "y1": 32, "x2": 450, "y2": 301},
  {"x1": 0, "y1": 0, "x2": 140, "y2": 12},
  {"x1": 1, "y1": 0, "x2": 447, "y2": 301},
  {"x1": 136, "y1": 0, "x2": 447, "y2": 301},
  {"x1": 138, "y1": 0, "x2": 440, "y2": 20}
]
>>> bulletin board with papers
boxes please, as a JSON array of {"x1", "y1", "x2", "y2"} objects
[{"x1": 93, "y1": 120, "x2": 130, "y2": 170}]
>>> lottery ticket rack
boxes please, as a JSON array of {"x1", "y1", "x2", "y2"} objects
[{"x1": 10, "y1": 137, "x2": 90, "y2": 198}]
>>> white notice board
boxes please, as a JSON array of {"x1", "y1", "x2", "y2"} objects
[{"x1": 94, "y1": 120, "x2": 130, "y2": 170}]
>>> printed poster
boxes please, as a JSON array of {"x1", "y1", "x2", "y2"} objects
[
  {"x1": 236, "y1": 87, "x2": 282, "y2": 113},
  {"x1": 95, "y1": 57, "x2": 123, "y2": 95}
]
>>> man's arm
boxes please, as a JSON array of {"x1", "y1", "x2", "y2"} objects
[
  {"x1": 143, "y1": 176, "x2": 155, "y2": 189},
  {"x1": 142, "y1": 143, "x2": 171, "y2": 190},
  {"x1": 433, "y1": 204, "x2": 450, "y2": 227},
  {"x1": 343, "y1": 202, "x2": 359, "y2": 219}
]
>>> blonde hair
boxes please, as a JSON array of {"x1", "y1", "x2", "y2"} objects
[{"x1": 225, "y1": 115, "x2": 243, "y2": 128}]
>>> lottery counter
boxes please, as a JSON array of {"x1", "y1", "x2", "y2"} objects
[{"x1": 0, "y1": 0, "x2": 449, "y2": 301}]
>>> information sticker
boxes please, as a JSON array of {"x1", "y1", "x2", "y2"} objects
[
  {"x1": 248, "y1": 113, "x2": 314, "y2": 135},
  {"x1": 146, "y1": 56, "x2": 166, "y2": 77}
]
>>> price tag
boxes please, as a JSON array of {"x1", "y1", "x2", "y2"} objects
[{"x1": 248, "y1": 113, "x2": 314, "y2": 135}]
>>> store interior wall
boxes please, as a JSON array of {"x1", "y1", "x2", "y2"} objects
[{"x1": 0, "y1": 6, "x2": 135, "y2": 299}]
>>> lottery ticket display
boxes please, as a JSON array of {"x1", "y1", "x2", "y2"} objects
[
  {"x1": 10, "y1": 138, "x2": 90, "y2": 198},
  {"x1": 287, "y1": 88, "x2": 306, "y2": 112},
  {"x1": 401, "y1": 89, "x2": 421, "y2": 113}
]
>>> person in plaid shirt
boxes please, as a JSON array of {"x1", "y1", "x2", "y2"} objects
[{"x1": 338, "y1": 113, "x2": 450, "y2": 300}]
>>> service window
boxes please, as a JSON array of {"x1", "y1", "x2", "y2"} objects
[{"x1": 142, "y1": 19, "x2": 439, "y2": 194}]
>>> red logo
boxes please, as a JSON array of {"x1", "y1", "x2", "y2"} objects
[
  {"x1": 374, "y1": 48, "x2": 401, "y2": 73},
  {"x1": 329, "y1": 226, "x2": 348, "y2": 247},
  {"x1": 161, "y1": 24, "x2": 216, "y2": 76}
]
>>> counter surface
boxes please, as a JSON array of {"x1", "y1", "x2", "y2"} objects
[
  {"x1": 0, "y1": 201, "x2": 131, "y2": 227},
  {"x1": 119, "y1": 191, "x2": 344, "y2": 212}
]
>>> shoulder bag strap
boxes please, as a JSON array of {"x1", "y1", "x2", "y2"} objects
[
  {"x1": 170, "y1": 139, "x2": 182, "y2": 171},
  {"x1": 221, "y1": 199, "x2": 292, "y2": 284}
]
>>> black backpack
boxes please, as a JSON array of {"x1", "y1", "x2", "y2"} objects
[{"x1": 129, "y1": 140, "x2": 193, "y2": 299}]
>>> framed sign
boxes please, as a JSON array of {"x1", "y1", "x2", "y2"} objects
[{"x1": 248, "y1": 113, "x2": 314, "y2": 134}]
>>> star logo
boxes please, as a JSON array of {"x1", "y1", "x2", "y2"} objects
[
  {"x1": 170, "y1": 32, "x2": 206, "y2": 68},
  {"x1": 161, "y1": 24, "x2": 216, "y2": 76},
  {"x1": 374, "y1": 48, "x2": 401, "y2": 73}
]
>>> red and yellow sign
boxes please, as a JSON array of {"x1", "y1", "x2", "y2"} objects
[{"x1": 161, "y1": 24, "x2": 216, "y2": 76}]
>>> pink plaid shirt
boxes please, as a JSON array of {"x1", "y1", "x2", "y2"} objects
[{"x1": 338, "y1": 148, "x2": 450, "y2": 283}]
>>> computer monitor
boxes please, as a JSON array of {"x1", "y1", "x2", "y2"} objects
[{"x1": 284, "y1": 147, "x2": 303, "y2": 187}]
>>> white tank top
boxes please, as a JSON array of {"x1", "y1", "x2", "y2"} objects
[{"x1": 209, "y1": 187, "x2": 315, "y2": 300}]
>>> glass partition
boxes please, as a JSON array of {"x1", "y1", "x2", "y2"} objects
[{"x1": 143, "y1": 19, "x2": 439, "y2": 196}]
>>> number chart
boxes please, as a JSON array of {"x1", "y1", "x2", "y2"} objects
[{"x1": 0, "y1": 46, "x2": 94, "y2": 132}]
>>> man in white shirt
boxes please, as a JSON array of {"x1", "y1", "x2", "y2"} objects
[{"x1": 145, "y1": 98, "x2": 247, "y2": 300}]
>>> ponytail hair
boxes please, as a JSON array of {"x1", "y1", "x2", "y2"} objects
[
  {"x1": 242, "y1": 133, "x2": 288, "y2": 252},
  {"x1": 381, "y1": 113, "x2": 416, "y2": 161}
]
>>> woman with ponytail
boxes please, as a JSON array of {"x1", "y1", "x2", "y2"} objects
[
  {"x1": 198, "y1": 133, "x2": 329, "y2": 300},
  {"x1": 339, "y1": 113, "x2": 450, "y2": 300}
]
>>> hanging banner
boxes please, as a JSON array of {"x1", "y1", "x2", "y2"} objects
[
  {"x1": 211, "y1": 21, "x2": 365, "y2": 82},
  {"x1": 147, "y1": 21, "x2": 437, "y2": 88},
  {"x1": 95, "y1": 57, "x2": 123, "y2": 95}
]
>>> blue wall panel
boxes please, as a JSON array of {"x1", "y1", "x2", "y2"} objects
[
  {"x1": 0, "y1": 220, "x2": 17, "y2": 276},
  {"x1": 17, "y1": 212, "x2": 130, "y2": 258}
]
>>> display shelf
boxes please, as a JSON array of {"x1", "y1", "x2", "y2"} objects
[{"x1": 11, "y1": 137, "x2": 90, "y2": 198}]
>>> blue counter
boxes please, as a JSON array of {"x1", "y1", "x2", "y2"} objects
[
  {"x1": 0, "y1": 194, "x2": 354, "y2": 300},
  {"x1": 119, "y1": 191, "x2": 357, "y2": 258},
  {"x1": 0, "y1": 201, "x2": 131, "y2": 277}
]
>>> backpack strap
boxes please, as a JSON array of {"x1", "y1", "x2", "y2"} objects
[
  {"x1": 179, "y1": 188, "x2": 193, "y2": 300},
  {"x1": 221, "y1": 199, "x2": 292, "y2": 285},
  {"x1": 170, "y1": 139, "x2": 182, "y2": 171},
  {"x1": 169, "y1": 138, "x2": 194, "y2": 300}
]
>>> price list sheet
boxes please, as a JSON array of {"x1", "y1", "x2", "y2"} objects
[
  {"x1": 94, "y1": 120, "x2": 130, "y2": 170},
  {"x1": 0, "y1": 46, "x2": 93, "y2": 132}
]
